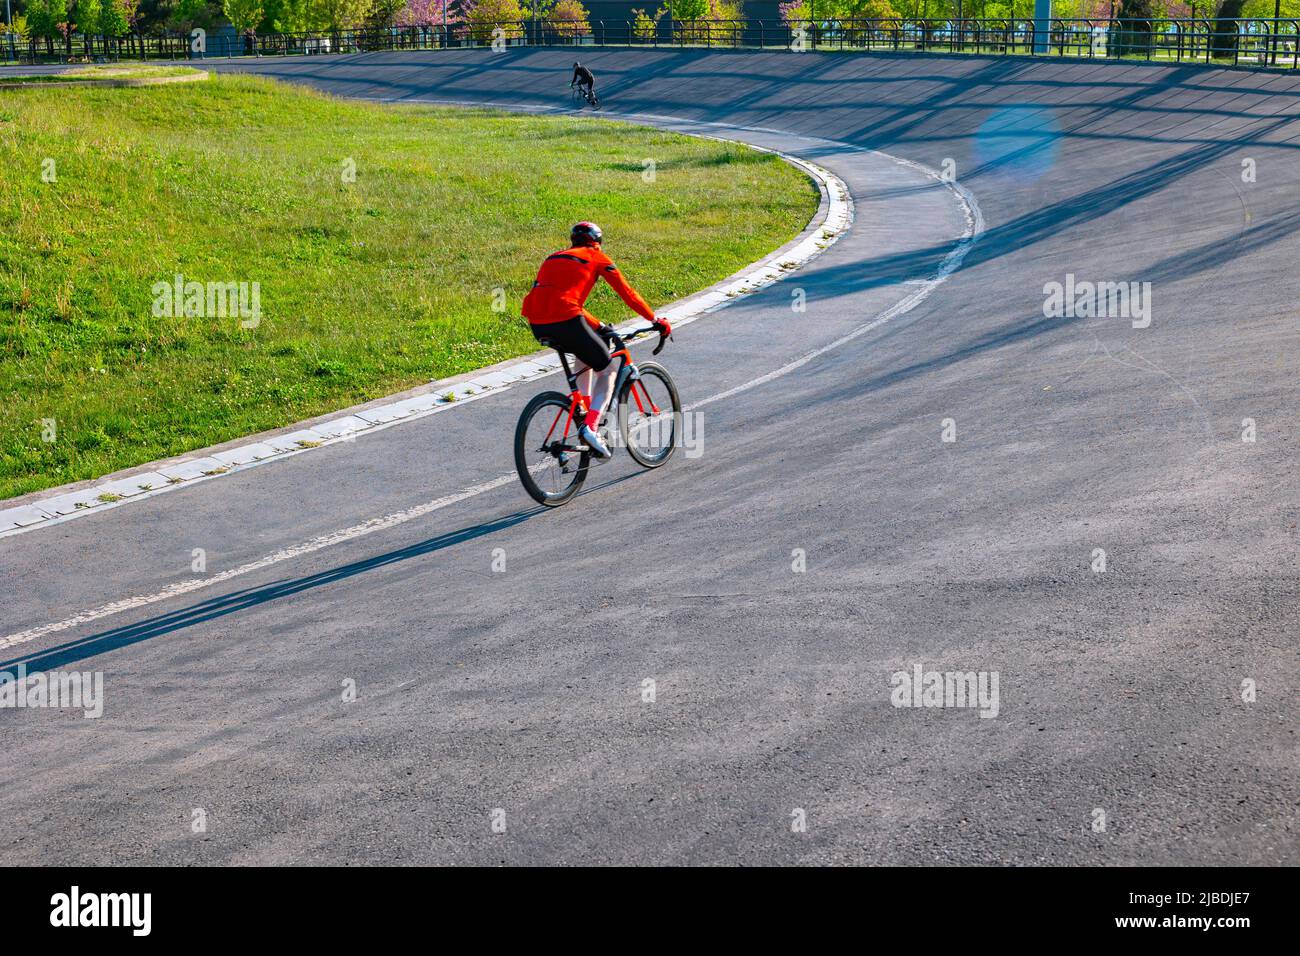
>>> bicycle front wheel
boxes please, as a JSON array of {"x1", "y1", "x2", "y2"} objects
[
  {"x1": 515, "y1": 391, "x2": 589, "y2": 506},
  {"x1": 618, "y1": 362, "x2": 681, "y2": 468}
]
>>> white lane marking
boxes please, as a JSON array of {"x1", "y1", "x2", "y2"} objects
[
  {"x1": 0, "y1": 474, "x2": 516, "y2": 651},
  {"x1": 0, "y1": 142, "x2": 982, "y2": 656},
  {"x1": 690, "y1": 179, "x2": 983, "y2": 410}
]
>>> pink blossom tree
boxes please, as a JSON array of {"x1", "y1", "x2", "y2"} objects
[{"x1": 395, "y1": 0, "x2": 463, "y2": 25}]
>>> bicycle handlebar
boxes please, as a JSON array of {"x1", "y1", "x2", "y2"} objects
[{"x1": 605, "y1": 323, "x2": 672, "y2": 356}]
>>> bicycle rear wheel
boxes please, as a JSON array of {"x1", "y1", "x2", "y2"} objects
[
  {"x1": 618, "y1": 362, "x2": 680, "y2": 468},
  {"x1": 515, "y1": 391, "x2": 589, "y2": 506}
]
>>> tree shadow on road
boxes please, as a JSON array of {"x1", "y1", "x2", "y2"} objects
[{"x1": 3, "y1": 471, "x2": 643, "y2": 673}]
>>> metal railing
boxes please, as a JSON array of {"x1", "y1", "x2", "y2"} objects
[{"x1": 5, "y1": 19, "x2": 1299, "y2": 70}]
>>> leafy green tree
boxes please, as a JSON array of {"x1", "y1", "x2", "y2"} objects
[
  {"x1": 630, "y1": 5, "x2": 663, "y2": 38},
  {"x1": 780, "y1": 0, "x2": 898, "y2": 21},
  {"x1": 74, "y1": 0, "x2": 102, "y2": 46},
  {"x1": 224, "y1": 0, "x2": 264, "y2": 31},
  {"x1": 463, "y1": 0, "x2": 525, "y2": 39},
  {"x1": 839, "y1": 0, "x2": 898, "y2": 15},
  {"x1": 547, "y1": 0, "x2": 589, "y2": 35},
  {"x1": 366, "y1": 0, "x2": 403, "y2": 24},
  {"x1": 76, "y1": 0, "x2": 101, "y2": 32},
  {"x1": 1242, "y1": 0, "x2": 1300, "y2": 13},
  {"x1": 171, "y1": 0, "x2": 214, "y2": 30},
  {"x1": 224, "y1": 0, "x2": 261, "y2": 54},
  {"x1": 26, "y1": 0, "x2": 65, "y2": 52},
  {"x1": 101, "y1": 0, "x2": 130, "y2": 36},
  {"x1": 312, "y1": 0, "x2": 372, "y2": 31},
  {"x1": 261, "y1": 0, "x2": 312, "y2": 32},
  {"x1": 133, "y1": 0, "x2": 173, "y2": 34},
  {"x1": 0, "y1": 12, "x2": 31, "y2": 43}
]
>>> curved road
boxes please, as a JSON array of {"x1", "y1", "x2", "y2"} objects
[{"x1": 2, "y1": 50, "x2": 1297, "y2": 865}]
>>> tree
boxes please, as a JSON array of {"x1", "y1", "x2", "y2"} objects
[
  {"x1": 1111, "y1": 0, "x2": 1154, "y2": 56},
  {"x1": 366, "y1": 0, "x2": 403, "y2": 26},
  {"x1": 100, "y1": 0, "x2": 131, "y2": 38},
  {"x1": 118, "y1": 0, "x2": 142, "y2": 55},
  {"x1": 673, "y1": 0, "x2": 745, "y2": 44},
  {"x1": 312, "y1": 0, "x2": 372, "y2": 31},
  {"x1": 462, "y1": 0, "x2": 525, "y2": 40},
  {"x1": 75, "y1": 0, "x2": 102, "y2": 35},
  {"x1": 391, "y1": 0, "x2": 459, "y2": 26},
  {"x1": 261, "y1": 0, "x2": 312, "y2": 32},
  {"x1": 629, "y1": 4, "x2": 662, "y2": 38},
  {"x1": 0, "y1": 13, "x2": 30, "y2": 42},
  {"x1": 839, "y1": 0, "x2": 899, "y2": 16},
  {"x1": 224, "y1": 0, "x2": 264, "y2": 31},
  {"x1": 1207, "y1": 0, "x2": 1245, "y2": 57},
  {"x1": 120, "y1": 0, "x2": 143, "y2": 26},
  {"x1": 26, "y1": 0, "x2": 57, "y2": 52},
  {"x1": 779, "y1": 0, "x2": 898, "y2": 23},
  {"x1": 224, "y1": 0, "x2": 262, "y2": 54},
  {"x1": 170, "y1": 0, "x2": 215, "y2": 30},
  {"x1": 26, "y1": 0, "x2": 67, "y2": 52},
  {"x1": 73, "y1": 0, "x2": 102, "y2": 50},
  {"x1": 547, "y1": 0, "x2": 589, "y2": 37}
]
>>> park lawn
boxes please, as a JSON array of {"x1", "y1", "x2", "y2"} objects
[{"x1": 0, "y1": 73, "x2": 817, "y2": 499}]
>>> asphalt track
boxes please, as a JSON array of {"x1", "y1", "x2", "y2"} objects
[{"x1": 2, "y1": 50, "x2": 1298, "y2": 865}]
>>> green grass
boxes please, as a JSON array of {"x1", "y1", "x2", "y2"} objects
[
  {"x1": 0, "y1": 65, "x2": 204, "y2": 84},
  {"x1": 0, "y1": 74, "x2": 817, "y2": 500}
]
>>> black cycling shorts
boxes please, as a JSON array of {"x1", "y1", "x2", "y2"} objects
[{"x1": 530, "y1": 316, "x2": 611, "y2": 372}]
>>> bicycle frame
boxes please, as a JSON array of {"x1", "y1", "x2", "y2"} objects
[{"x1": 540, "y1": 328, "x2": 663, "y2": 455}]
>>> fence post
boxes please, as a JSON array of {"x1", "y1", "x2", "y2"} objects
[{"x1": 1033, "y1": 0, "x2": 1051, "y2": 54}]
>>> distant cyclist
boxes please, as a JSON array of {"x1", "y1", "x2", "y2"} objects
[
  {"x1": 521, "y1": 222, "x2": 671, "y2": 459},
  {"x1": 571, "y1": 61, "x2": 596, "y2": 104}
]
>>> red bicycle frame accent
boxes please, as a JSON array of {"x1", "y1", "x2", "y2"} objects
[
  {"x1": 541, "y1": 389, "x2": 591, "y2": 448},
  {"x1": 543, "y1": 325, "x2": 666, "y2": 451},
  {"x1": 629, "y1": 380, "x2": 660, "y2": 416}
]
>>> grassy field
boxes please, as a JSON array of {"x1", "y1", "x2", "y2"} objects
[
  {"x1": 0, "y1": 65, "x2": 205, "y2": 84},
  {"x1": 0, "y1": 74, "x2": 817, "y2": 500}
]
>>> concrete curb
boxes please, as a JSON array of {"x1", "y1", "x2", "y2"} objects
[
  {"x1": 0, "y1": 71, "x2": 209, "y2": 90},
  {"x1": 0, "y1": 117, "x2": 853, "y2": 538}
]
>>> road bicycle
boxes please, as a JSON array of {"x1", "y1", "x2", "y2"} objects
[
  {"x1": 515, "y1": 324, "x2": 678, "y2": 507},
  {"x1": 571, "y1": 83, "x2": 599, "y2": 109}
]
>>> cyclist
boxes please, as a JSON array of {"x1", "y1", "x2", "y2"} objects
[
  {"x1": 571, "y1": 61, "x2": 596, "y2": 104},
  {"x1": 522, "y1": 221, "x2": 671, "y2": 459}
]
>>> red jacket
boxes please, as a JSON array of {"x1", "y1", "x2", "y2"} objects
[{"x1": 522, "y1": 245, "x2": 655, "y2": 326}]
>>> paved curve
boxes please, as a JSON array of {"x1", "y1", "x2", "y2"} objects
[{"x1": 2, "y1": 50, "x2": 1297, "y2": 865}]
